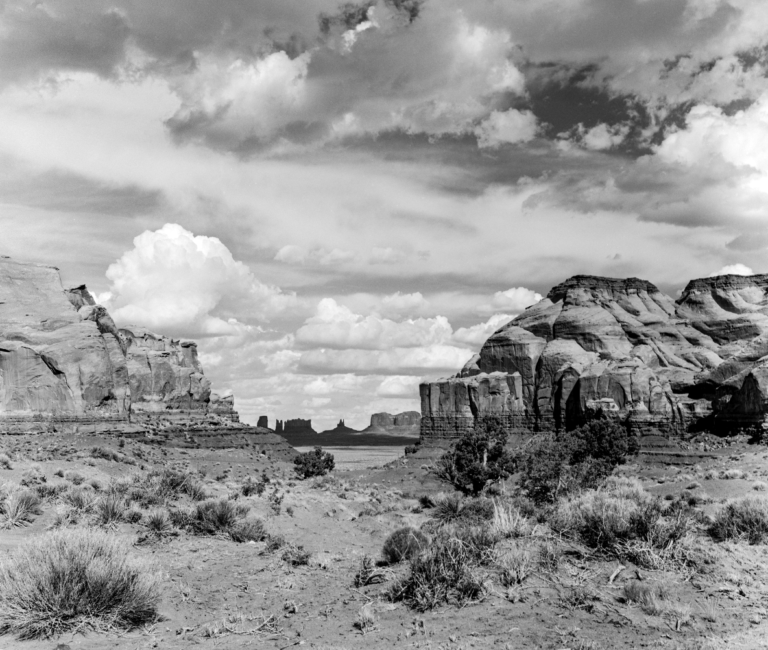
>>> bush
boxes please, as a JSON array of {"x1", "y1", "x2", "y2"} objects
[
  {"x1": 0, "y1": 453, "x2": 12, "y2": 470},
  {"x1": 434, "y1": 418, "x2": 516, "y2": 495},
  {"x1": 520, "y1": 411, "x2": 639, "y2": 503},
  {"x1": 229, "y1": 518, "x2": 267, "y2": 543},
  {"x1": 0, "y1": 528, "x2": 160, "y2": 639},
  {"x1": 0, "y1": 489, "x2": 42, "y2": 529},
  {"x1": 429, "y1": 494, "x2": 495, "y2": 528},
  {"x1": 186, "y1": 499, "x2": 242, "y2": 535},
  {"x1": 404, "y1": 444, "x2": 419, "y2": 456},
  {"x1": 95, "y1": 494, "x2": 127, "y2": 527},
  {"x1": 64, "y1": 471, "x2": 85, "y2": 486},
  {"x1": 144, "y1": 510, "x2": 173, "y2": 536},
  {"x1": 382, "y1": 527, "x2": 429, "y2": 565},
  {"x1": 294, "y1": 447, "x2": 335, "y2": 479},
  {"x1": 282, "y1": 545, "x2": 312, "y2": 566},
  {"x1": 708, "y1": 498, "x2": 768, "y2": 544},
  {"x1": 388, "y1": 532, "x2": 487, "y2": 611},
  {"x1": 550, "y1": 478, "x2": 695, "y2": 566}
]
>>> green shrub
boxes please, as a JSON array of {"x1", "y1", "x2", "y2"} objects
[
  {"x1": 382, "y1": 527, "x2": 429, "y2": 564},
  {"x1": 709, "y1": 498, "x2": 768, "y2": 544},
  {"x1": 293, "y1": 447, "x2": 335, "y2": 479},
  {"x1": 434, "y1": 418, "x2": 516, "y2": 495},
  {"x1": 520, "y1": 411, "x2": 639, "y2": 503},
  {"x1": 0, "y1": 528, "x2": 160, "y2": 639}
]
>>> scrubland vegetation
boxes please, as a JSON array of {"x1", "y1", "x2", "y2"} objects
[{"x1": 0, "y1": 423, "x2": 767, "y2": 648}]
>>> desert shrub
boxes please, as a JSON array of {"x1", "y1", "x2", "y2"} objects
[
  {"x1": 497, "y1": 546, "x2": 533, "y2": 586},
  {"x1": 708, "y1": 498, "x2": 768, "y2": 544},
  {"x1": 265, "y1": 534, "x2": 287, "y2": 552},
  {"x1": 0, "y1": 453, "x2": 12, "y2": 470},
  {"x1": 293, "y1": 447, "x2": 335, "y2": 479},
  {"x1": 550, "y1": 479, "x2": 695, "y2": 565},
  {"x1": 144, "y1": 510, "x2": 173, "y2": 536},
  {"x1": 62, "y1": 486, "x2": 96, "y2": 513},
  {"x1": 20, "y1": 467, "x2": 45, "y2": 487},
  {"x1": 90, "y1": 446, "x2": 121, "y2": 463},
  {"x1": 490, "y1": 500, "x2": 534, "y2": 539},
  {"x1": 621, "y1": 581, "x2": 670, "y2": 615},
  {"x1": 0, "y1": 489, "x2": 42, "y2": 529},
  {"x1": 281, "y1": 545, "x2": 312, "y2": 566},
  {"x1": 388, "y1": 532, "x2": 487, "y2": 611},
  {"x1": 404, "y1": 444, "x2": 419, "y2": 456},
  {"x1": 35, "y1": 483, "x2": 66, "y2": 501},
  {"x1": 64, "y1": 470, "x2": 85, "y2": 486},
  {"x1": 382, "y1": 527, "x2": 429, "y2": 565},
  {"x1": 94, "y1": 493, "x2": 126, "y2": 527},
  {"x1": 428, "y1": 494, "x2": 495, "y2": 530},
  {"x1": 124, "y1": 507, "x2": 143, "y2": 524},
  {"x1": 186, "y1": 499, "x2": 241, "y2": 535},
  {"x1": 0, "y1": 528, "x2": 160, "y2": 639},
  {"x1": 228, "y1": 518, "x2": 267, "y2": 543},
  {"x1": 354, "y1": 555, "x2": 387, "y2": 587},
  {"x1": 434, "y1": 417, "x2": 516, "y2": 495},
  {"x1": 520, "y1": 411, "x2": 639, "y2": 503}
]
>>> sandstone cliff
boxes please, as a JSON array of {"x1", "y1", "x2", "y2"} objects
[
  {"x1": 361, "y1": 411, "x2": 421, "y2": 436},
  {"x1": 0, "y1": 257, "x2": 239, "y2": 434},
  {"x1": 421, "y1": 274, "x2": 768, "y2": 439}
]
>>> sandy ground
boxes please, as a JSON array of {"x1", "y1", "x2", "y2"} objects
[{"x1": 0, "y1": 434, "x2": 768, "y2": 649}]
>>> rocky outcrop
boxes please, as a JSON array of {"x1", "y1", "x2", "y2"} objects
[
  {"x1": 420, "y1": 273, "x2": 768, "y2": 440},
  {"x1": 0, "y1": 257, "x2": 243, "y2": 434}
]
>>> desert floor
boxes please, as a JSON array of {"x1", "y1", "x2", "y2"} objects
[{"x1": 0, "y1": 433, "x2": 768, "y2": 650}]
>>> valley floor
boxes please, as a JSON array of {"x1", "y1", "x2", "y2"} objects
[{"x1": 0, "y1": 434, "x2": 767, "y2": 649}]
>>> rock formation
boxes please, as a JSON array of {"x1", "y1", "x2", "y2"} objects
[
  {"x1": 420, "y1": 273, "x2": 768, "y2": 440},
  {"x1": 257, "y1": 415, "x2": 269, "y2": 429},
  {"x1": 0, "y1": 257, "x2": 241, "y2": 435},
  {"x1": 361, "y1": 411, "x2": 421, "y2": 436}
]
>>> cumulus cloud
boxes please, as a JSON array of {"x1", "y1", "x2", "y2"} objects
[
  {"x1": 295, "y1": 298, "x2": 453, "y2": 350},
  {"x1": 475, "y1": 109, "x2": 538, "y2": 148},
  {"x1": 482, "y1": 287, "x2": 543, "y2": 314},
  {"x1": 710, "y1": 263, "x2": 754, "y2": 277},
  {"x1": 453, "y1": 313, "x2": 514, "y2": 347},
  {"x1": 101, "y1": 223, "x2": 295, "y2": 336},
  {"x1": 298, "y1": 345, "x2": 474, "y2": 375}
]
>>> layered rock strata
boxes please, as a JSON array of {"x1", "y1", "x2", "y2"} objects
[
  {"x1": 361, "y1": 411, "x2": 422, "y2": 436},
  {"x1": 421, "y1": 273, "x2": 768, "y2": 439},
  {"x1": 0, "y1": 257, "x2": 241, "y2": 434}
]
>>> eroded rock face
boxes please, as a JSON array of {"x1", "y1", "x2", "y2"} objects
[
  {"x1": 420, "y1": 273, "x2": 768, "y2": 439},
  {"x1": 0, "y1": 257, "x2": 241, "y2": 433}
]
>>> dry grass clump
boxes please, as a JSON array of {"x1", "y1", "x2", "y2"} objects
[
  {"x1": 0, "y1": 453, "x2": 12, "y2": 470},
  {"x1": 497, "y1": 546, "x2": 534, "y2": 586},
  {"x1": 381, "y1": 527, "x2": 428, "y2": 565},
  {"x1": 620, "y1": 580, "x2": 683, "y2": 617},
  {"x1": 388, "y1": 535, "x2": 486, "y2": 611},
  {"x1": 490, "y1": 500, "x2": 535, "y2": 539},
  {"x1": 549, "y1": 478, "x2": 695, "y2": 567},
  {"x1": 0, "y1": 487, "x2": 42, "y2": 529},
  {"x1": 144, "y1": 510, "x2": 174, "y2": 537},
  {"x1": 353, "y1": 555, "x2": 388, "y2": 587},
  {"x1": 708, "y1": 498, "x2": 768, "y2": 544},
  {"x1": 429, "y1": 494, "x2": 495, "y2": 528},
  {"x1": 63, "y1": 470, "x2": 86, "y2": 486},
  {"x1": 228, "y1": 518, "x2": 267, "y2": 543},
  {"x1": 94, "y1": 493, "x2": 127, "y2": 527},
  {"x1": 0, "y1": 528, "x2": 160, "y2": 639},
  {"x1": 719, "y1": 469, "x2": 746, "y2": 480}
]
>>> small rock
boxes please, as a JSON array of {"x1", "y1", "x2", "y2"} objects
[{"x1": 750, "y1": 614, "x2": 762, "y2": 625}]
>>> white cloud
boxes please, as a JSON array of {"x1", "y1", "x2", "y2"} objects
[
  {"x1": 103, "y1": 223, "x2": 295, "y2": 336},
  {"x1": 710, "y1": 263, "x2": 754, "y2": 277},
  {"x1": 376, "y1": 375, "x2": 422, "y2": 398},
  {"x1": 453, "y1": 313, "x2": 514, "y2": 347},
  {"x1": 274, "y1": 245, "x2": 356, "y2": 266},
  {"x1": 295, "y1": 298, "x2": 453, "y2": 350},
  {"x1": 582, "y1": 123, "x2": 629, "y2": 151},
  {"x1": 488, "y1": 286, "x2": 543, "y2": 313},
  {"x1": 475, "y1": 109, "x2": 537, "y2": 148}
]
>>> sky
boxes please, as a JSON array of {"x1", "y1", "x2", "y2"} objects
[{"x1": 2, "y1": 0, "x2": 768, "y2": 429}]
